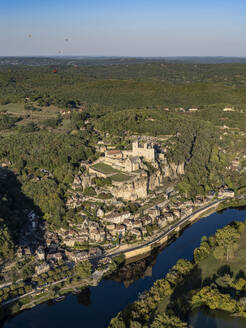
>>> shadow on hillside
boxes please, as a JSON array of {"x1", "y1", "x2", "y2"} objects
[
  {"x1": 165, "y1": 266, "x2": 203, "y2": 323},
  {"x1": 0, "y1": 167, "x2": 46, "y2": 266}
]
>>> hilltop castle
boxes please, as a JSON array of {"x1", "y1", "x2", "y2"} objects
[
  {"x1": 131, "y1": 140, "x2": 155, "y2": 161},
  {"x1": 104, "y1": 140, "x2": 156, "y2": 173}
]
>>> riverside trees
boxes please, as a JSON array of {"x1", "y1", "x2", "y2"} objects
[{"x1": 108, "y1": 220, "x2": 246, "y2": 328}]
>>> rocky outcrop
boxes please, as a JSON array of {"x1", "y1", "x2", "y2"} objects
[
  {"x1": 72, "y1": 171, "x2": 97, "y2": 190},
  {"x1": 148, "y1": 170, "x2": 162, "y2": 191},
  {"x1": 110, "y1": 174, "x2": 148, "y2": 201},
  {"x1": 161, "y1": 160, "x2": 185, "y2": 178}
]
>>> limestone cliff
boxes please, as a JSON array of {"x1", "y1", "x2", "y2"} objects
[
  {"x1": 110, "y1": 174, "x2": 148, "y2": 201},
  {"x1": 148, "y1": 170, "x2": 162, "y2": 191},
  {"x1": 161, "y1": 160, "x2": 185, "y2": 178}
]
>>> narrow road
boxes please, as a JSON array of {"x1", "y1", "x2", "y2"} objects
[
  {"x1": 108, "y1": 199, "x2": 224, "y2": 258},
  {"x1": 1, "y1": 198, "x2": 227, "y2": 308}
]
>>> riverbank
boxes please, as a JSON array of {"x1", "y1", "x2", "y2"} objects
[
  {"x1": 109, "y1": 216, "x2": 246, "y2": 328},
  {"x1": 1, "y1": 198, "x2": 246, "y2": 325},
  {"x1": 106, "y1": 196, "x2": 245, "y2": 262},
  {"x1": 2, "y1": 207, "x2": 246, "y2": 328}
]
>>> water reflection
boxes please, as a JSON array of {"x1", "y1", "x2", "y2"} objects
[
  {"x1": 3, "y1": 208, "x2": 246, "y2": 328},
  {"x1": 108, "y1": 249, "x2": 159, "y2": 287},
  {"x1": 76, "y1": 288, "x2": 91, "y2": 306},
  {"x1": 190, "y1": 307, "x2": 246, "y2": 328}
]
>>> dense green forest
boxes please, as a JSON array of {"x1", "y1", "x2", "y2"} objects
[
  {"x1": 1, "y1": 61, "x2": 246, "y2": 109},
  {"x1": 0, "y1": 60, "x2": 246, "y2": 261}
]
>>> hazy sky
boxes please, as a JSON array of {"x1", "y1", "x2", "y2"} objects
[{"x1": 1, "y1": 0, "x2": 246, "y2": 56}]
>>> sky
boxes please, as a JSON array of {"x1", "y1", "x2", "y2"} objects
[{"x1": 1, "y1": 0, "x2": 246, "y2": 57}]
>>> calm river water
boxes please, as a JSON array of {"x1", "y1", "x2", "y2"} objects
[{"x1": 2, "y1": 207, "x2": 246, "y2": 328}]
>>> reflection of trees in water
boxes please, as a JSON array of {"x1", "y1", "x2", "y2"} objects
[
  {"x1": 108, "y1": 248, "x2": 161, "y2": 288},
  {"x1": 76, "y1": 287, "x2": 91, "y2": 307}
]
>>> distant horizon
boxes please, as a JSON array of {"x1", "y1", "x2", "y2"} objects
[
  {"x1": 1, "y1": 55, "x2": 246, "y2": 59},
  {"x1": 1, "y1": 0, "x2": 246, "y2": 57}
]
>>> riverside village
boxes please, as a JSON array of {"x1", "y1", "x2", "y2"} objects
[{"x1": 0, "y1": 133, "x2": 242, "y2": 311}]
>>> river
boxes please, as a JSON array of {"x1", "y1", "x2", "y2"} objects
[{"x1": 2, "y1": 207, "x2": 246, "y2": 328}]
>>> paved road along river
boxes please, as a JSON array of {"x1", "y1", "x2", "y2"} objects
[{"x1": 2, "y1": 206, "x2": 246, "y2": 328}]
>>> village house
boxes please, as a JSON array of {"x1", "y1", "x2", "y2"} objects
[
  {"x1": 182, "y1": 207, "x2": 193, "y2": 217},
  {"x1": 63, "y1": 235, "x2": 89, "y2": 247},
  {"x1": 48, "y1": 240, "x2": 60, "y2": 252},
  {"x1": 46, "y1": 252, "x2": 63, "y2": 262},
  {"x1": 223, "y1": 107, "x2": 234, "y2": 112},
  {"x1": 141, "y1": 215, "x2": 152, "y2": 226},
  {"x1": 16, "y1": 247, "x2": 23, "y2": 258},
  {"x1": 231, "y1": 159, "x2": 240, "y2": 171},
  {"x1": 172, "y1": 210, "x2": 181, "y2": 218},
  {"x1": 112, "y1": 224, "x2": 126, "y2": 236},
  {"x1": 89, "y1": 247, "x2": 103, "y2": 258},
  {"x1": 78, "y1": 218, "x2": 90, "y2": 231},
  {"x1": 141, "y1": 227, "x2": 147, "y2": 236},
  {"x1": 88, "y1": 221, "x2": 100, "y2": 232},
  {"x1": 90, "y1": 228, "x2": 106, "y2": 242},
  {"x1": 165, "y1": 213, "x2": 175, "y2": 223},
  {"x1": 35, "y1": 246, "x2": 45, "y2": 261},
  {"x1": 157, "y1": 216, "x2": 168, "y2": 228},
  {"x1": 105, "y1": 149, "x2": 123, "y2": 159},
  {"x1": 23, "y1": 247, "x2": 32, "y2": 256},
  {"x1": 97, "y1": 208, "x2": 104, "y2": 218},
  {"x1": 103, "y1": 211, "x2": 131, "y2": 224},
  {"x1": 129, "y1": 229, "x2": 142, "y2": 240},
  {"x1": 218, "y1": 188, "x2": 235, "y2": 199},
  {"x1": 131, "y1": 219, "x2": 143, "y2": 229},
  {"x1": 65, "y1": 250, "x2": 89, "y2": 263},
  {"x1": 184, "y1": 200, "x2": 194, "y2": 207},
  {"x1": 123, "y1": 218, "x2": 133, "y2": 227},
  {"x1": 35, "y1": 263, "x2": 50, "y2": 275},
  {"x1": 105, "y1": 223, "x2": 115, "y2": 232},
  {"x1": 146, "y1": 207, "x2": 161, "y2": 220},
  {"x1": 98, "y1": 257, "x2": 112, "y2": 266}
]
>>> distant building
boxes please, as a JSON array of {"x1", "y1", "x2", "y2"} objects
[
  {"x1": 131, "y1": 140, "x2": 155, "y2": 162},
  {"x1": 104, "y1": 211, "x2": 131, "y2": 224},
  {"x1": 125, "y1": 156, "x2": 141, "y2": 172},
  {"x1": 223, "y1": 107, "x2": 234, "y2": 112},
  {"x1": 105, "y1": 150, "x2": 123, "y2": 159},
  {"x1": 35, "y1": 263, "x2": 50, "y2": 275}
]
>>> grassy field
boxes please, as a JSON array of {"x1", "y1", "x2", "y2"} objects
[
  {"x1": 111, "y1": 172, "x2": 131, "y2": 182},
  {"x1": 0, "y1": 103, "x2": 60, "y2": 127},
  {"x1": 199, "y1": 228, "x2": 246, "y2": 280},
  {"x1": 1, "y1": 103, "x2": 60, "y2": 116},
  {"x1": 91, "y1": 162, "x2": 118, "y2": 175},
  {"x1": 0, "y1": 103, "x2": 74, "y2": 136}
]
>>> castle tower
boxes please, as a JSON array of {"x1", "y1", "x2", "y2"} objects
[{"x1": 132, "y1": 140, "x2": 139, "y2": 151}]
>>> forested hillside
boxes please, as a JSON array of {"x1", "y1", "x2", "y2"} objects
[
  {"x1": 0, "y1": 59, "x2": 246, "y2": 261},
  {"x1": 1, "y1": 61, "x2": 246, "y2": 109}
]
